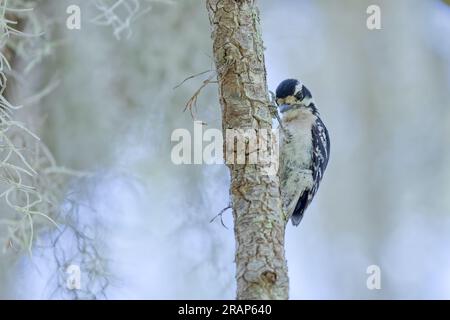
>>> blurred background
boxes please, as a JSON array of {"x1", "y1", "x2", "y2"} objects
[{"x1": 0, "y1": 0, "x2": 450, "y2": 299}]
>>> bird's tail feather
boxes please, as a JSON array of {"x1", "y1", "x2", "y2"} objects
[{"x1": 291, "y1": 191, "x2": 309, "y2": 226}]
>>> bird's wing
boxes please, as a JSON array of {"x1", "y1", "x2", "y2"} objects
[
  {"x1": 310, "y1": 116, "x2": 330, "y2": 196},
  {"x1": 291, "y1": 117, "x2": 330, "y2": 225}
]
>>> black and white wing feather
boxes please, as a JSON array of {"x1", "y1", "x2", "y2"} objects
[{"x1": 310, "y1": 117, "x2": 330, "y2": 197}]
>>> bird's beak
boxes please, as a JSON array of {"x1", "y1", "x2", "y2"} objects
[{"x1": 279, "y1": 104, "x2": 291, "y2": 114}]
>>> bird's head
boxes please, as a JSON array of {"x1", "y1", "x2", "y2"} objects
[{"x1": 275, "y1": 79, "x2": 314, "y2": 113}]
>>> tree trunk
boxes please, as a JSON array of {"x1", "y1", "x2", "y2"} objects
[{"x1": 206, "y1": 0, "x2": 289, "y2": 300}]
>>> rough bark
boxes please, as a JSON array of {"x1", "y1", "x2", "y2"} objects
[{"x1": 206, "y1": 0, "x2": 289, "y2": 300}]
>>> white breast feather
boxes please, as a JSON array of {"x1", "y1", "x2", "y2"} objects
[{"x1": 279, "y1": 108, "x2": 316, "y2": 218}]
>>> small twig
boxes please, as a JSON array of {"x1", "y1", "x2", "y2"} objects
[
  {"x1": 173, "y1": 69, "x2": 212, "y2": 90},
  {"x1": 268, "y1": 90, "x2": 288, "y2": 137},
  {"x1": 184, "y1": 74, "x2": 217, "y2": 119},
  {"x1": 179, "y1": 62, "x2": 232, "y2": 120},
  {"x1": 210, "y1": 205, "x2": 231, "y2": 229},
  {"x1": 271, "y1": 105, "x2": 287, "y2": 134}
]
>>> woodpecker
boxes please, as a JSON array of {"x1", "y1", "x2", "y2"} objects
[{"x1": 275, "y1": 79, "x2": 330, "y2": 226}]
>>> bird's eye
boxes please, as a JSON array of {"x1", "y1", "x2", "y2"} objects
[{"x1": 295, "y1": 91, "x2": 304, "y2": 101}]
